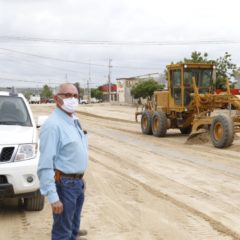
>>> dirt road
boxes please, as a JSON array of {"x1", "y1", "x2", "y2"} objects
[{"x1": 1, "y1": 103, "x2": 240, "y2": 240}]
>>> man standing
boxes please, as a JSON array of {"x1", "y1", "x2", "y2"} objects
[{"x1": 37, "y1": 83, "x2": 88, "y2": 240}]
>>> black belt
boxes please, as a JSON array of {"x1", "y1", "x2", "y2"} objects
[
  {"x1": 55, "y1": 169, "x2": 84, "y2": 181},
  {"x1": 61, "y1": 173, "x2": 84, "y2": 179}
]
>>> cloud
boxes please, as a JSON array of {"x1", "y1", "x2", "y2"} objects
[{"x1": 0, "y1": 0, "x2": 240, "y2": 88}]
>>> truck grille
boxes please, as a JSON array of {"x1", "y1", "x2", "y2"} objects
[
  {"x1": 0, "y1": 175, "x2": 8, "y2": 184},
  {"x1": 0, "y1": 147, "x2": 15, "y2": 162}
]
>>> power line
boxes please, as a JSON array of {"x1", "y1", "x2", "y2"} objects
[
  {"x1": 0, "y1": 55, "x2": 88, "y2": 75},
  {"x1": 1, "y1": 36, "x2": 240, "y2": 46},
  {"x1": 0, "y1": 47, "x2": 158, "y2": 70},
  {"x1": 0, "y1": 47, "x2": 105, "y2": 66},
  {"x1": 0, "y1": 76, "x2": 60, "y2": 85},
  {"x1": 0, "y1": 76, "x2": 105, "y2": 88}
]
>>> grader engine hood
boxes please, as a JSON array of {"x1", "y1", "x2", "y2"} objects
[{"x1": 154, "y1": 91, "x2": 169, "y2": 110}]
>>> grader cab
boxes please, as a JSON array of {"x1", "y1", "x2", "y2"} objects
[{"x1": 138, "y1": 63, "x2": 240, "y2": 148}]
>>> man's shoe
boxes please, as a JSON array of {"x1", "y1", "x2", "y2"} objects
[{"x1": 78, "y1": 229, "x2": 88, "y2": 236}]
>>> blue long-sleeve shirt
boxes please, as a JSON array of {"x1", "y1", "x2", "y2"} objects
[{"x1": 37, "y1": 107, "x2": 88, "y2": 204}]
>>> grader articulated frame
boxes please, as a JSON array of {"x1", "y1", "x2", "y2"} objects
[{"x1": 136, "y1": 63, "x2": 240, "y2": 148}]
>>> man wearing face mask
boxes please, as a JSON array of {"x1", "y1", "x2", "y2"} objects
[{"x1": 37, "y1": 83, "x2": 88, "y2": 240}]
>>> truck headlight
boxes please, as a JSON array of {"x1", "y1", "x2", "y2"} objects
[{"x1": 15, "y1": 144, "x2": 37, "y2": 161}]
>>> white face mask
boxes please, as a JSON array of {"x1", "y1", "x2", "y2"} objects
[{"x1": 61, "y1": 97, "x2": 78, "y2": 113}]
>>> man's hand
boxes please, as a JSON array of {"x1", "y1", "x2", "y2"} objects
[
  {"x1": 51, "y1": 200, "x2": 63, "y2": 214},
  {"x1": 83, "y1": 178, "x2": 86, "y2": 192}
]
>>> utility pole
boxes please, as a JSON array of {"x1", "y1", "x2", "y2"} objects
[
  {"x1": 84, "y1": 80, "x2": 87, "y2": 99},
  {"x1": 65, "y1": 73, "x2": 68, "y2": 82},
  {"x1": 87, "y1": 61, "x2": 91, "y2": 103},
  {"x1": 108, "y1": 58, "x2": 112, "y2": 102}
]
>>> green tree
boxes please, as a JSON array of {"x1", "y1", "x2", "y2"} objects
[
  {"x1": 91, "y1": 88, "x2": 103, "y2": 99},
  {"x1": 215, "y1": 52, "x2": 237, "y2": 89},
  {"x1": 131, "y1": 79, "x2": 164, "y2": 99},
  {"x1": 41, "y1": 84, "x2": 53, "y2": 98},
  {"x1": 182, "y1": 51, "x2": 213, "y2": 64}
]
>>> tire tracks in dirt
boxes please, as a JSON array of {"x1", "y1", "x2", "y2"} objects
[
  {"x1": 0, "y1": 200, "x2": 30, "y2": 240},
  {"x1": 89, "y1": 142, "x2": 240, "y2": 214},
  {"x1": 86, "y1": 120, "x2": 240, "y2": 182},
  {"x1": 88, "y1": 126, "x2": 240, "y2": 219},
  {"x1": 89, "y1": 152, "x2": 240, "y2": 240},
  {"x1": 76, "y1": 110, "x2": 137, "y2": 124},
  {"x1": 106, "y1": 126, "x2": 240, "y2": 178},
  {"x1": 80, "y1": 110, "x2": 240, "y2": 158}
]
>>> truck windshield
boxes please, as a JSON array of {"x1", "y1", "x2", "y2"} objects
[
  {"x1": 184, "y1": 68, "x2": 213, "y2": 94},
  {"x1": 0, "y1": 96, "x2": 32, "y2": 126}
]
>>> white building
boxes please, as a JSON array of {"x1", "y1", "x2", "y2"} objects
[{"x1": 116, "y1": 72, "x2": 166, "y2": 104}]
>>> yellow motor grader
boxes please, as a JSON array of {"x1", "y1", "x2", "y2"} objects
[{"x1": 136, "y1": 63, "x2": 240, "y2": 148}]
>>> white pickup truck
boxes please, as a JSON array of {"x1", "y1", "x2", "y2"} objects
[
  {"x1": 29, "y1": 95, "x2": 40, "y2": 104},
  {"x1": 80, "y1": 99, "x2": 88, "y2": 104},
  {"x1": 90, "y1": 97, "x2": 100, "y2": 103},
  {"x1": 0, "y1": 90, "x2": 44, "y2": 211}
]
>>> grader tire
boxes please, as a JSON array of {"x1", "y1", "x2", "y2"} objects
[
  {"x1": 141, "y1": 111, "x2": 152, "y2": 135},
  {"x1": 151, "y1": 111, "x2": 167, "y2": 137},
  {"x1": 180, "y1": 126, "x2": 192, "y2": 134},
  {"x1": 210, "y1": 115, "x2": 234, "y2": 148}
]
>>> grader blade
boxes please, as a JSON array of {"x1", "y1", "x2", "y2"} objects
[{"x1": 186, "y1": 129, "x2": 209, "y2": 144}]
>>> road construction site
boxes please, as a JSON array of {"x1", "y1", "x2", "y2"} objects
[{"x1": 1, "y1": 103, "x2": 240, "y2": 240}]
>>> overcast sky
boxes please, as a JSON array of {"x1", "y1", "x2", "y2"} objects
[{"x1": 0, "y1": 0, "x2": 240, "y2": 88}]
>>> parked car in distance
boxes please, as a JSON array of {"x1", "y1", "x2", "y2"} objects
[
  {"x1": 29, "y1": 95, "x2": 40, "y2": 104},
  {"x1": 0, "y1": 90, "x2": 45, "y2": 211},
  {"x1": 40, "y1": 97, "x2": 54, "y2": 104},
  {"x1": 90, "y1": 97, "x2": 101, "y2": 103},
  {"x1": 80, "y1": 99, "x2": 88, "y2": 104}
]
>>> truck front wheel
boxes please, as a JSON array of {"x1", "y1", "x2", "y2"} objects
[
  {"x1": 210, "y1": 115, "x2": 234, "y2": 148},
  {"x1": 24, "y1": 191, "x2": 45, "y2": 211}
]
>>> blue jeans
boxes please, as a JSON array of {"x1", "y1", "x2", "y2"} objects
[{"x1": 52, "y1": 177, "x2": 85, "y2": 240}]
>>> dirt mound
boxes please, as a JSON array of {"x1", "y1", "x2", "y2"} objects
[{"x1": 185, "y1": 130, "x2": 210, "y2": 145}]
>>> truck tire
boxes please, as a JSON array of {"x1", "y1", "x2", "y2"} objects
[
  {"x1": 141, "y1": 111, "x2": 152, "y2": 135},
  {"x1": 151, "y1": 111, "x2": 167, "y2": 137},
  {"x1": 210, "y1": 115, "x2": 234, "y2": 148},
  {"x1": 24, "y1": 191, "x2": 45, "y2": 211},
  {"x1": 180, "y1": 125, "x2": 192, "y2": 134}
]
